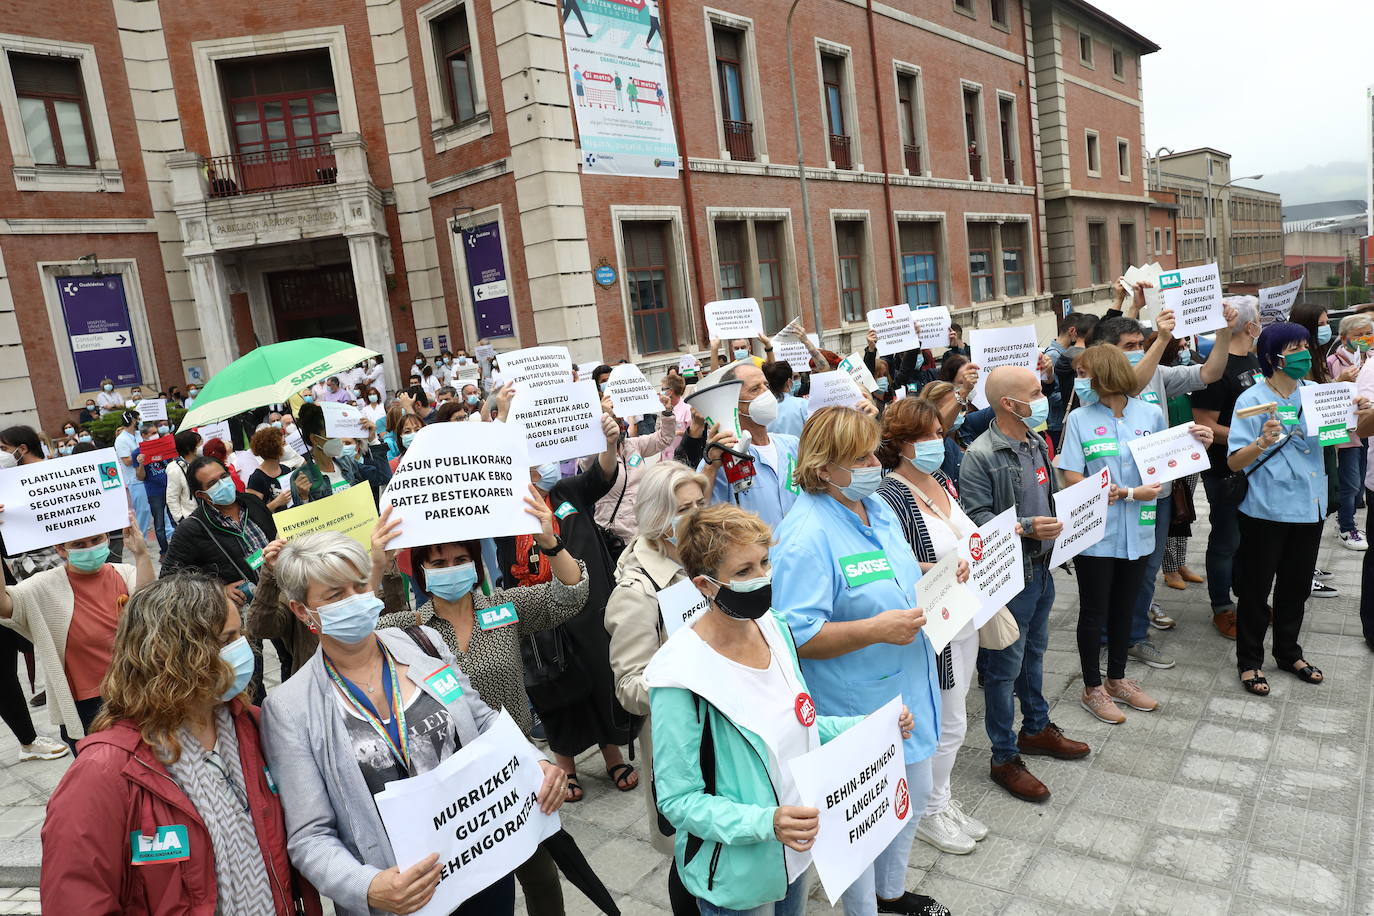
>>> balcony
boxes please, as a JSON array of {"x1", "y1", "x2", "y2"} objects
[
  {"x1": 1003, "y1": 157, "x2": 1016, "y2": 182},
  {"x1": 968, "y1": 151, "x2": 982, "y2": 181},
  {"x1": 723, "y1": 119, "x2": 755, "y2": 162},
  {"x1": 903, "y1": 144, "x2": 922, "y2": 174},
  {"x1": 205, "y1": 144, "x2": 338, "y2": 198},
  {"x1": 830, "y1": 133, "x2": 852, "y2": 170}
]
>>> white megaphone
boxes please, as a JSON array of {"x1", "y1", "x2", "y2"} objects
[{"x1": 685, "y1": 380, "x2": 744, "y2": 439}]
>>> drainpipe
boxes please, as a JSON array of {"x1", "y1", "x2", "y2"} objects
[
  {"x1": 786, "y1": 0, "x2": 824, "y2": 335},
  {"x1": 865, "y1": 0, "x2": 902, "y2": 304},
  {"x1": 661, "y1": 2, "x2": 709, "y2": 345}
]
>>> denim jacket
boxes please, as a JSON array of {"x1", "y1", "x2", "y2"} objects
[{"x1": 958, "y1": 420, "x2": 1060, "y2": 580}]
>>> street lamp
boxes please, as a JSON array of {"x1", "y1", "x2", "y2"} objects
[
  {"x1": 1149, "y1": 146, "x2": 1174, "y2": 190},
  {"x1": 1207, "y1": 173, "x2": 1263, "y2": 281}
]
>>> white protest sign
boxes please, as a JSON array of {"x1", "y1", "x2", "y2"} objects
[
  {"x1": 320, "y1": 401, "x2": 369, "y2": 438},
  {"x1": 839, "y1": 352, "x2": 879, "y2": 393},
  {"x1": 195, "y1": 420, "x2": 232, "y2": 446},
  {"x1": 788, "y1": 697, "x2": 909, "y2": 905},
  {"x1": 1121, "y1": 263, "x2": 1165, "y2": 318},
  {"x1": 454, "y1": 362, "x2": 481, "y2": 382},
  {"x1": 806, "y1": 371, "x2": 866, "y2": 414},
  {"x1": 1158, "y1": 263, "x2": 1225, "y2": 338},
  {"x1": 475, "y1": 344, "x2": 497, "y2": 361},
  {"x1": 604, "y1": 364, "x2": 662, "y2": 418},
  {"x1": 677, "y1": 354, "x2": 701, "y2": 376},
  {"x1": 914, "y1": 551, "x2": 982, "y2": 654},
  {"x1": 773, "y1": 318, "x2": 816, "y2": 374},
  {"x1": 508, "y1": 380, "x2": 605, "y2": 465},
  {"x1": 1049, "y1": 467, "x2": 1112, "y2": 568},
  {"x1": 375, "y1": 710, "x2": 559, "y2": 915},
  {"x1": 379, "y1": 422, "x2": 538, "y2": 549},
  {"x1": 135, "y1": 398, "x2": 167, "y2": 423},
  {"x1": 1300, "y1": 381, "x2": 1357, "y2": 446},
  {"x1": 970, "y1": 325, "x2": 1039, "y2": 408},
  {"x1": 867, "y1": 305, "x2": 920, "y2": 357},
  {"x1": 1258, "y1": 277, "x2": 1303, "y2": 326},
  {"x1": 958, "y1": 507, "x2": 1023, "y2": 627},
  {"x1": 0, "y1": 448, "x2": 127, "y2": 554},
  {"x1": 657, "y1": 577, "x2": 710, "y2": 638},
  {"x1": 704, "y1": 298, "x2": 763, "y2": 340},
  {"x1": 499, "y1": 346, "x2": 572, "y2": 390},
  {"x1": 911, "y1": 306, "x2": 952, "y2": 350},
  {"x1": 1128, "y1": 423, "x2": 1212, "y2": 485}
]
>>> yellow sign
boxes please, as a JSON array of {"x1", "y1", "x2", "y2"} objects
[{"x1": 273, "y1": 482, "x2": 377, "y2": 548}]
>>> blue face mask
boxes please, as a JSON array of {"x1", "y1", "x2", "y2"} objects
[
  {"x1": 1125, "y1": 350, "x2": 1145, "y2": 367},
  {"x1": 949, "y1": 411, "x2": 966, "y2": 432},
  {"x1": 1074, "y1": 377, "x2": 1099, "y2": 406},
  {"x1": 59, "y1": 446, "x2": 73, "y2": 456},
  {"x1": 206, "y1": 477, "x2": 237, "y2": 506},
  {"x1": 401, "y1": 432, "x2": 417, "y2": 449},
  {"x1": 910, "y1": 440, "x2": 946, "y2": 474},
  {"x1": 876, "y1": 378, "x2": 890, "y2": 393},
  {"x1": 368, "y1": 393, "x2": 380, "y2": 403},
  {"x1": 315, "y1": 593, "x2": 383, "y2": 644},
  {"x1": 1178, "y1": 349, "x2": 1192, "y2": 365},
  {"x1": 340, "y1": 444, "x2": 357, "y2": 460},
  {"x1": 79, "y1": 434, "x2": 93, "y2": 443},
  {"x1": 303, "y1": 395, "x2": 314, "y2": 404},
  {"x1": 733, "y1": 348, "x2": 750, "y2": 361},
  {"x1": 466, "y1": 394, "x2": 480, "y2": 406},
  {"x1": 426, "y1": 562, "x2": 479, "y2": 601},
  {"x1": 836, "y1": 465, "x2": 883, "y2": 501},
  {"x1": 1317, "y1": 325, "x2": 1333, "y2": 345},
  {"x1": 915, "y1": 353, "x2": 925, "y2": 369},
  {"x1": 1008, "y1": 396, "x2": 1050, "y2": 430},
  {"x1": 536, "y1": 463, "x2": 561, "y2": 491},
  {"x1": 790, "y1": 379, "x2": 802, "y2": 396},
  {"x1": 219, "y1": 636, "x2": 255, "y2": 701},
  {"x1": 67, "y1": 542, "x2": 110, "y2": 572}
]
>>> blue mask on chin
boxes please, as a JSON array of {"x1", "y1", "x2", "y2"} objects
[{"x1": 536, "y1": 463, "x2": 561, "y2": 491}]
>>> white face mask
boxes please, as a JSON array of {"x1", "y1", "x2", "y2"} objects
[
  {"x1": 0, "y1": 450, "x2": 16, "y2": 470},
  {"x1": 742, "y1": 389, "x2": 778, "y2": 427}
]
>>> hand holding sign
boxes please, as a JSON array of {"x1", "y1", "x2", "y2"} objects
[
  {"x1": 872, "y1": 606, "x2": 927, "y2": 645},
  {"x1": 367, "y1": 855, "x2": 442, "y2": 914},
  {"x1": 705, "y1": 298, "x2": 763, "y2": 340}
]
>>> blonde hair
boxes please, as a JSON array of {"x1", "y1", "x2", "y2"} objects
[
  {"x1": 1074, "y1": 344, "x2": 1136, "y2": 399},
  {"x1": 677, "y1": 504, "x2": 773, "y2": 579},
  {"x1": 918, "y1": 380, "x2": 954, "y2": 403},
  {"x1": 1339, "y1": 314, "x2": 1372, "y2": 337},
  {"x1": 795, "y1": 406, "x2": 880, "y2": 493},
  {"x1": 92, "y1": 573, "x2": 235, "y2": 763},
  {"x1": 275, "y1": 531, "x2": 370, "y2": 605},
  {"x1": 636, "y1": 462, "x2": 710, "y2": 543}
]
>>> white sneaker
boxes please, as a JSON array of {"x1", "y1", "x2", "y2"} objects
[
  {"x1": 945, "y1": 798, "x2": 989, "y2": 841},
  {"x1": 19, "y1": 736, "x2": 68, "y2": 761},
  {"x1": 1340, "y1": 529, "x2": 1369, "y2": 551},
  {"x1": 916, "y1": 809, "x2": 976, "y2": 854}
]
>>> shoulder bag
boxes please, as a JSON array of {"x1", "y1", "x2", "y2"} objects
[{"x1": 1221, "y1": 430, "x2": 1291, "y2": 503}]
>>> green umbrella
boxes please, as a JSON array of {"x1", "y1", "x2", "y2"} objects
[{"x1": 177, "y1": 338, "x2": 380, "y2": 430}]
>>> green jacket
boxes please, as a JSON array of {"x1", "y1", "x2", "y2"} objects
[{"x1": 646, "y1": 611, "x2": 860, "y2": 909}]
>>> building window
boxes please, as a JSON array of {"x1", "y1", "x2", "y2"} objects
[
  {"x1": 898, "y1": 222, "x2": 941, "y2": 307},
  {"x1": 10, "y1": 52, "x2": 93, "y2": 167},
  {"x1": 1088, "y1": 222, "x2": 1106, "y2": 284},
  {"x1": 968, "y1": 223, "x2": 995, "y2": 301},
  {"x1": 221, "y1": 52, "x2": 341, "y2": 157},
  {"x1": 756, "y1": 223, "x2": 787, "y2": 332},
  {"x1": 963, "y1": 86, "x2": 984, "y2": 180},
  {"x1": 715, "y1": 220, "x2": 747, "y2": 300},
  {"x1": 1153, "y1": 227, "x2": 1162, "y2": 255},
  {"x1": 821, "y1": 52, "x2": 851, "y2": 169},
  {"x1": 1085, "y1": 130, "x2": 1100, "y2": 176},
  {"x1": 1079, "y1": 32, "x2": 1093, "y2": 66},
  {"x1": 1002, "y1": 224, "x2": 1026, "y2": 297},
  {"x1": 997, "y1": 95, "x2": 1017, "y2": 182},
  {"x1": 990, "y1": 0, "x2": 1008, "y2": 26},
  {"x1": 836, "y1": 221, "x2": 866, "y2": 322},
  {"x1": 434, "y1": 7, "x2": 477, "y2": 124},
  {"x1": 1119, "y1": 222, "x2": 1136, "y2": 272},
  {"x1": 623, "y1": 222, "x2": 676, "y2": 355},
  {"x1": 1117, "y1": 139, "x2": 1130, "y2": 179},
  {"x1": 896, "y1": 71, "x2": 922, "y2": 174},
  {"x1": 954, "y1": 0, "x2": 973, "y2": 11},
  {"x1": 714, "y1": 26, "x2": 754, "y2": 162},
  {"x1": 1112, "y1": 48, "x2": 1124, "y2": 78}
]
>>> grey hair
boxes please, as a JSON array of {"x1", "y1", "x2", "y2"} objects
[
  {"x1": 1223, "y1": 295, "x2": 1259, "y2": 329},
  {"x1": 1338, "y1": 313, "x2": 1373, "y2": 336},
  {"x1": 274, "y1": 531, "x2": 370, "y2": 605},
  {"x1": 635, "y1": 461, "x2": 711, "y2": 543}
]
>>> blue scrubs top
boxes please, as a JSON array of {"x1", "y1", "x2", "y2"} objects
[
  {"x1": 1058, "y1": 398, "x2": 1165, "y2": 560},
  {"x1": 772, "y1": 393, "x2": 808, "y2": 439},
  {"x1": 772, "y1": 490, "x2": 940, "y2": 762},
  {"x1": 1228, "y1": 378, "x2": 1326, "y2": 523},
  {"x1": 706, "y1": 433, "x2": 800, "y2": 529}
]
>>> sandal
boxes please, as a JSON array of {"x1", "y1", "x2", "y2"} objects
[
  {"x1": 607, "y1": 762, "x2": 638, "y2": 792},
  {"x1": 1239, "y1": 670, "x2": 1269, "y2": 696},
  {"x1": 1287, "y1": 659, "x2": 1323, "y2": 684},
  {"x1": 565, "y1": 774, "x2": 584, "y2": 803}
]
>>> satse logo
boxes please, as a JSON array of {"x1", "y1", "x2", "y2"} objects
[{"x1": 290, "y1": 361, "x2": 332, "y2": 387}]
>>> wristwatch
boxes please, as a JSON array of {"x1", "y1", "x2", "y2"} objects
[
  {"x1": 1122, "y1": 488, "x2": 1135, "y2": 502},
  {"x1": 537, "y1": 535, "x2": 568, "y2": 556}
]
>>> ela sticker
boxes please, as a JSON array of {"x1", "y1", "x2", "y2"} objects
[
  {"x1": 130, "y1": 826, "x2": 190, "y2": 865},
  {"x1": 477, "y1": 601, "x2": 519, "y2": 631},
  {"x1": 554, "y1": 502, "x2": 578, "y2": 520},
  {"x1": 423, "y1": 665, "x2": 466, "y2": 704}
]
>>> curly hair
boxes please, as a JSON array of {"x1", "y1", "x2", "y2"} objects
[
  {"x1": 92, "y1": 573, "x2": 236, "y2": 762},
  {"x1": 250, "y1": 425, "x2": 284, "y2": 460},
  {"x1": 877, "y1": 398, "x2": 943, "y2": 469},
  {"x1": 677, "y1": 503, "x2": 773, "y2": 579}
]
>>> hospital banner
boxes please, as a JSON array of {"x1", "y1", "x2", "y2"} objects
[{"x1": 562, "y1": 0, "x2": 680, "y2": 178}]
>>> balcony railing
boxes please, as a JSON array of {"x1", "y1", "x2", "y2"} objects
[
  {"x1": 830, "y1": 133, "x2": 852, "y2": 170},
  {"x1": 1003, "y1": 157, "x2": 1016, "y2": 181},
  {"x1": 723, "y1": 119, "x2": 755, "y2": 162},
  {"x1": 903, "y1": 143, "x2": 921, "y2": 174},
  {"x1": 968, "y1": 151, "x2": 982, "y2": 181},
  {"x1": 206, "y1": 143, "x2": 338, "y2": 198}
]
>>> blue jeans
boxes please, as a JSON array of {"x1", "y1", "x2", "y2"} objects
[
  {"x1": 1337, "y1": 445, "x2": 1367, "y2": 533},
  {"x1": 1123, "y1": 496, "x2": 1170, "y2": 645},
  {"x1": 839, "y1": 757, "x2": 933, "y2": 914},
  {"x1": 144, "y1": 485, "x2": 171, "y2": 554},
  {"x1": 1201, "y1": 472, "x2": 1241, "y2": 612},
  {"x1": 698, "y1": 874, "x2": 808, "y2": 916},
  {"x1": 984, "y1": 560, "x2": 1053, "y2": 765}
]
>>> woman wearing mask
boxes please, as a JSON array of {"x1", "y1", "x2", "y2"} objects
[
  {"x1": 261, "y1": 532, "x2": 567, "y2": 916},
  {"x1": 647, "y1": 503, "x2": 916, "y2": 916},
  {"x1": 389, "y1": 413, "x2": 425, "y2": 471},
  {"x1": 1329, "y1": 314, "x2": 1372, "y2": 551},
  {"x1": 202, "y1": 438, "x2": 245, "y2": 492},
  {"x1": 60, "y1": 421, "x2": 79, "y2": 443},
  {"x1": 246, "y1": 426, "x2": 295, "y2": 512},
  {"x1": 95, "y1": 379, "x2": 123, "y2": 415},
  {"x1": 133, "y1": 423, "x2": 174, "y2": 556},
  {"x1": 184, "y1": 385, "x2": 200, "y2": 410},
  {"x1": 771, "y1": 407, "x2": 946, "y2": 916},
  {"x1": 862, "y1": 330, "x2": 895, "y2": 409},
  {"x1": 917, "y1": 381, "x2": 969, "y2": 484},
  {"x1": 79, "y1": 400, "x2": 100, "y2": 425},
  {"x1": 358, "y1": 384, "x2": 390, "y2": 466},
  {"x1": 1059, "y1": 345, "x2": 1177, "y2": 722},
  {"x1": 875, "y1": 399, "x2": 986, "y2": 857},
  {"x1": 288, "y1": 403, "x2": 368, "y2": 505},
  {"x1": 41, "y1": 573, "x2": 321, "y2": 915}
]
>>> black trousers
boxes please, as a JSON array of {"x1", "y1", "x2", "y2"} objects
[
  {"x1": 59, "y1": 696, "x2": 104, "y2": 754},
  {"x1": 1074, "y1": 555, "x2": 1148, "y2": 687},
  {"x1": 1361, "y1": 492, "x2": 1374, "y2": 643},
  {"x1": 0, "y1": 627, "x2": 37, "y2": 746},
  {"x1": 514, "y1": 846, "x2": 563, "y2": 916},
  {"x1": 1234, "y1": 512, "x2": 1322, "y2": 672},
  {"x1": 450, "y1": 872, "x2": 515, "y2": 915}
]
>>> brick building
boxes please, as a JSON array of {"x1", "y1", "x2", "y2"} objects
[{"x1": 0, "y1": 0, "x2": 1157, "y2": 433}]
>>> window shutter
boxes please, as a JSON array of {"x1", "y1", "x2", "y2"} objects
[{"x1": 9, "y1": 53, "x2": 83, "y2": 97}]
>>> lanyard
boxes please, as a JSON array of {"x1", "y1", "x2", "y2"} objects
[{"x1": 323, "y1": 640, "x2": 412, "y2": 775}]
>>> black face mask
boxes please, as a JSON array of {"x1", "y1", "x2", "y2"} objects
[{"x1": 710, "y1": 579, "x2": 773, "y2": 620}]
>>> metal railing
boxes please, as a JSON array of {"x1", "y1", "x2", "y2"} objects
[
  {"x1": 829, "y1": 133, "x2": 852, "y2": 170},
  {"x1": 205, "y1": 143, "x2": 338, "y2": 198},
  {"x1": 968, "y1": 151, "x2": 982, "y2": 181},
  {"x1": 903, "y1": 144, "x2": 921, "y2": 174},
  {"x1": 723, "y1": 119, "x2": 755, "y2": 162}
]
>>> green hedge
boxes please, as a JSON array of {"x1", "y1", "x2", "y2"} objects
[{"x1": 82, "y1": 405, "x2": 188, "y2": 448}]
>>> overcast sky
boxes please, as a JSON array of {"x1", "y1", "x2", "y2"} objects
[{"x1": 1091, "y1": 0, "x2": 1373, "y2": 182}]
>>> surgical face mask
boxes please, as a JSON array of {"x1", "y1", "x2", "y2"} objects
[
  {"x1": 59, "y1": 446, "x2": 73, "y2": 456},
  {"x1": 189, "y1": 389, "x2": 199, "y2": 397},
  {"x1": 790, "y1": 378, "x2": 802, "y2": 396},
  {"x1": 909, "y1": 440, "x2": 946, "y2": 474},
  {"x1": 219, "y1": 636, "x2": 255, "y2": 701},
  {"x1": 401, "y1": 431, "x2": 417, "y2": 449},
  {"x1": 318, "y1": 437, "x2": 345, "y2": 458},
  {"x1": 1317, "y1": 325, "x2": 1333, "y2": 346},
  {"x1": 158, "y1": 425, "x2": 170, "y2": 435},
  {"x1": 1178, "y1": 349, "x2": 1192, "y2": 365},
  {"x1": 79, "y1": 434, "x2": 93, "y2": 444},
  {"x1": 742, "y1": 389, "x2": 778, "y2": 427},
  {"x1": 949, "y1": 411, "x2": 966, "y2": 432},
  {"x1": 1280, "y1": 350, "x2": 1312, "y2": 380},
  {"x1": 205, "y1": 477, "x2": 237, "y2": 506},
  {"x1": 1125, "y1": 350, "x2": 1145, "y2": 367},
  {"x1": 1073, "y1": 377, "x2": 1099, "y2": 407},
  {"x1": 315, "y1": 593, "x2": 384, "y2": 644},
  {"x1": 0, "y1": 451, "x2": 16, "y2": 470},
  {"x1": 63, "y1": 427, "x2": 74, "y2": 436},
  {"x1": 340, "y1": 444, "x2": 357, "y2": 460},
  {"x1": 733, "y1": 348, "x2": 750, "y2": 361},
  {"x1": 426, "y1": 562, "x2": 478, "y2": 601},
  {"x1": 876, "y1": 377, "x2": 890, "y2": 393},
  {"x1": 271, "y1": 421, "x2": 282, "y2": 429},
  {"x1": 915, "y1": 353, "x2": 926, "y2": 369},
  {"x1": 1009, "y1": 396, "x2": 1051, "y2": 429},
  {"x1": 302, "y1": 395, "x2": 315, "y2": 404},
  {"x1": 368, "y1": 393, "x2": 380, "y2": 403},
  {"x1": 66, "y1": 542, "x2": 110, "y2": 572},
  {"x1": 103, "y1": 384, "x2": 113, "y2": 392},
  {"x1": 835, "y1": 465, "x2": 882, "y2": 501},
  {"x1": 85, "y1": 403, "x2": 96, "y2": 411},
  {"x1": 415, "y1": 358, "x2": 423, "y2": 365},
  {"x1": 536, "y1": 462, "x2": 561, "y2": 491},
  {"x1": 706, "y1": 573, "x2": 772, "y2": 620},
  {"x1": 466, "y1": 394, "x2": 480, "y2": 406}
]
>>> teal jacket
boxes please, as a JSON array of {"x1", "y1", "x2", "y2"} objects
[{"x1": 646, "y1": 611, "x2": 860, "y2": 909}]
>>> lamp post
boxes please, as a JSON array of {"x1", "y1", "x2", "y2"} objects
[
  {"x1": 786, "y1": 0, "x2": 823, "y2": 338},
  {"x1": 1149, "y1": 146, "x2": 1174, "y2": 191},
  {"x1": 1209, "y1": 173, "x2": 1263, "y2": 283}
]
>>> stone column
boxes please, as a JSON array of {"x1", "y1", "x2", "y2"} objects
[
  {"x1": 185, "y1": 253, "x2": 237, "y2": 373},
  {"x1": 347, "y1": 233, "x2": 400, "y2": 391}
]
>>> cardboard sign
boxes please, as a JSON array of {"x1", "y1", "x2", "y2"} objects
[
  {"x1": 604, "y1": 364, "x2": 662, "y2": 418},
  {"x1": 788, "y1": 697, "x2": 908, "y2": 905},
  {"x1": 913, "y1": 551, "x2": 981, "y2": 654},
  {"x1": 138, "y1": 434, "x2": 178, "y2": 463},
  {"x1": 1049, "y1": 468, "x2": 1112, "y2": 568},
  {"x1": 806, "y1": 371, "x2": 866, "y2": 414},
  {"x1": 957, "y1": 507, "x2": 1022, "y2": 627},
  {"x1": 1300, "y1": 381, "x2": 1357, "y2": 446},
  {"x1": 867, "y1": 305, "x2": 921, "y2": 357},
  {"x1": 657, "y1": 577, "x2": 710, "y2": 638},
  {"x1": 134, "y1": 398, "x2": 167, "y2": 423},
  {"x1": 911, "y1": 306, "x2": 952, "y2": 350},
  {"x1": 0, "y1": 447, "x2": 128, "y2": 554},
  {"x1": 1128, "y1": 422, "x2": 1212, "y2": 484},
  {"x1": 375, "y1": 711, "x2": 559, "y2": 915},
  {"x1": 970, "y1": 325, "x2": 1039, "y2": 408},
  {"x1": 1258, "y1": 277, "x2": 1302, "y2": 326},
  {"x1": 379, "y1": 422, "x2": 538, "y2": 549},
  {"x1": 508, "y1": 380, "x2": 605, "y2": 465},
  {"x1": 273, "y1": 482, "x2": 378, "y2": 548},
  {"x1": 1158, "y1": 263, "x2": 1225, "y2": 338},
  {"x1": 498, "y1": 346, "x2": 573, "y2": 390},
  {"x1": 704, "y1": 298, "x2": 763, "y2": 340},
  {"x1": 321, "y1": 401, "x2": 369, "y2": 438},
  {"x1": 839, "y1": 353, "x2": 879, "y2": 392}
]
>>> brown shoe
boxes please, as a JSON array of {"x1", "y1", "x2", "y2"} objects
[
  {"x1": 1213, "y1": 610, "x2": 1238, "y2": 640},
  {"x1": 1017, "y1": 722, "x2": 1091, "y2": 760},
  {"x1": 990, "y1": 756, "x2": 1050, "y2": 802},
  {"x1": 1163, "y1": 571, "x2": 1187, "y2": 590},
  {"x1": 1178, "y1": 566, "x2": 1205, "y2": 584}
]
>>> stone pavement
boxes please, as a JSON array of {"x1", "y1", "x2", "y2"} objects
[{"x1": 3, "y1": 500, "x2": 1373, "y2": 915}]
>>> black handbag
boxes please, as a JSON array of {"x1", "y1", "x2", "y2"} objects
[{"x1": 1221, "y1": 431, "x2": 1291, "y2": 503}]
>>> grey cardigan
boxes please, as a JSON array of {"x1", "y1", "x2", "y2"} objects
[{"x1": 261, "y1": 627, "x2": 499, "y2": 916}]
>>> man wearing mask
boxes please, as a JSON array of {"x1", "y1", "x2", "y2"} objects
[
  {"x1": 960, "y1": 366, "x2": 1090, "y2": 803},
  {"x1": 706, "y1": 335, "x2": 774, "y2": 371},
  {"x1": 95, "y1": 380, "x2": 122, "y2": 415},
  {"x1": 700, "y1": 362, "x2": 799, "y2": 528},
  {"x1": 112, "y1": 411, "x2": 154, "y2": 538}
]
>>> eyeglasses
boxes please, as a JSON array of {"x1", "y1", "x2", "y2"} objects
[{"x1": 204, "y1": 749, "x2": 251, "y2": 814}]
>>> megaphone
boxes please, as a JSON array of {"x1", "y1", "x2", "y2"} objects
[{"x1": 685, "y1": 380, "x2": 744, "y2": 439}]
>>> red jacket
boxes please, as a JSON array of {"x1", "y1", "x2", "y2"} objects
[{"x1": 41, "y1": 700, "x2": 322, "y2": 916}]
